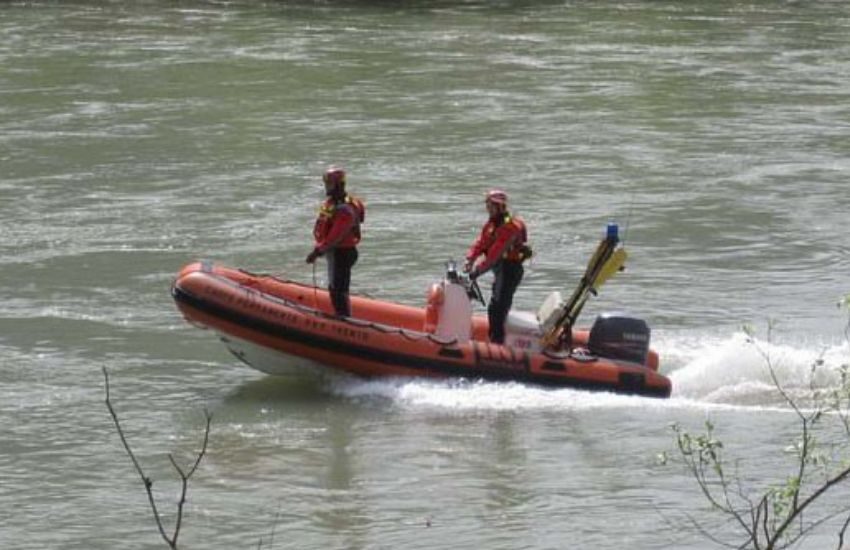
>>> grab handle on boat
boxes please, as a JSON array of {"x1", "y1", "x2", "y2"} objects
[{"x1": 467, "y1": 277, "x2": 486, "y2": 306}]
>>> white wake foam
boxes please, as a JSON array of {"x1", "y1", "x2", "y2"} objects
[
  {"x1": 323, "y1": 330, "x2": 848, "y2": 411},
  {"x1": 663, "y1": 331, "x2": 849, "y2": 403},
  {"x1": 328, "y1": 375, "x2": 668, "y2": 411}
]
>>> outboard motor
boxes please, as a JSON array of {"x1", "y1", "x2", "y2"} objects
[{"x1": 587, "y1": 313, "x2": 650, "y2": 365}]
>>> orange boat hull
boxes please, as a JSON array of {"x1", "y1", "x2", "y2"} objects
[{"x1": 171, "y1": 261, "x2": 671, "y2": 398}]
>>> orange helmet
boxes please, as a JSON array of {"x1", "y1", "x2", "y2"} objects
[
  {"x1": 323, "y1": 166, "x2": 346, "y2": 188},
  {"x1": 485, "y1": 189, "x2": 508, "y2": 205}
]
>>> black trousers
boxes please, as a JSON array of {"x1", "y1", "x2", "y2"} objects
[
  {"x1": 327, "y1": 247, "x2": 358, "y2": 317},
  {"x1": 488, "y1": 260, "x2": 524, "y2": 344}
]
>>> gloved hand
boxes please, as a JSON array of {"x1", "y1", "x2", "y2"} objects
[
  {"x1": 305, "y1": 248, "x2": 321, "y2": 264},
  {"x1": 463, "y1": 259, "x2": 474, "y2": 273},
  {"x1": 468, "y1": 268, "x2": 480, "y2": 281}
]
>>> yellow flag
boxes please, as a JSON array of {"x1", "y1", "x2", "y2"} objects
[{"x1": 594, "y1": 248, "x2": 627, "y2": 289}]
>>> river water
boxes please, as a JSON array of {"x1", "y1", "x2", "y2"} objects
[{"x1": 2, "y1": 1, "x2": 850, "y2": 549}]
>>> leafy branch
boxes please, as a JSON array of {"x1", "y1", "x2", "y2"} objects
[{"x1": 664, "y1": 295, "x2": 850, "y2": 550}]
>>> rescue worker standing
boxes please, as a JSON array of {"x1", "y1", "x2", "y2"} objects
[
  {"x1": 464, "y1": 189, "x2": 531, "y2": 345},
  {"x1": 306, "y1": 166, "x2": 365, "y2": 317}
]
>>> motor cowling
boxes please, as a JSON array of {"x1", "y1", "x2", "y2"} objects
[
  {"x1": 587, "y1": 313, "x2": 650, "y2": 365},
  {"x1": 424, "y1": 280, "x2": 472, "y2": 343}
]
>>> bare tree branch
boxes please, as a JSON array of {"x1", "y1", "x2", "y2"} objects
[
  {"x1": 104, "y1": 367, "x2": 174, "y2": 548},
  {"x1": 103, "y1": 367, "x2": 211, "y2": 549},
  {"x1": 837, "y1": 509, "x2": 850, "y2": 550}
]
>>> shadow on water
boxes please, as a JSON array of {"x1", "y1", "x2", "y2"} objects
[
  {"x1": 261, "y1": 0, "x2": 566, "y2": 9},
  {"x1": 221, "y1": 373, "x2": 333, "y2": 406},
  {"x1": 482, "y1": 411, "x2": 533, "y2": 510},
  {"x1": 178, "y1": 0, "x2": 578, "y2": 18}
]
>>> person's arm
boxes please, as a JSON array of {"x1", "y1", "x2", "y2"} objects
[
  {"x1": 307, "y1": 212, "x2": 328, "y2": 263},
  {"x1": 464, "y1": 223, "x2": 490, "y2": 270},
  {"x1": 470, "y1": 224, "x2": 519, "y2": 277},
  {"x1": 312, "y1": 215, "x2": 327, "y2": 242}
]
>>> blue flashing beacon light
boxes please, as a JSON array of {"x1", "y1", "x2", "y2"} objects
[{"x1": 606, "y1": 222, "x2": 619, "y2": 242}]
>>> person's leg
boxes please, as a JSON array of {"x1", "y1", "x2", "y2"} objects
[
  {"x1": 488, "y1": 262, "x2": 523, "y2": 344},
  {"x1": 326, "y1": 249, "x2": 336, "y2": 288},
  {"x1": 326, "y1": 249, "x2": 339, "y2": 314},
  {"x1": 329, "y1": 248, "x2": 357, "y2": 316}
]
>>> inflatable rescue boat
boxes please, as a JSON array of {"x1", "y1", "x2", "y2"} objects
[{"x1": 171, "y1": 245, "x2": 672, "y2": 398}]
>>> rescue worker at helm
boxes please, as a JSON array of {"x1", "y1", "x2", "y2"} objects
[
  {"x1": 463, "y1": 189, "x2": 532, "y2": 345},
  {"x1": 306, "y1": 166, "x2": 365, "y2": 317}
]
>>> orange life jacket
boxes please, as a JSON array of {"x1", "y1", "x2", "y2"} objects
[
  {"x1": 313, "y1": 194, "x2": 365, "y2": 249},
  {"x1": 500, "y1": 214, "x2": 530, "y2": 262},
  {"x1": 467, "y1": 212, "x2": 531, "y2": 268}
]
